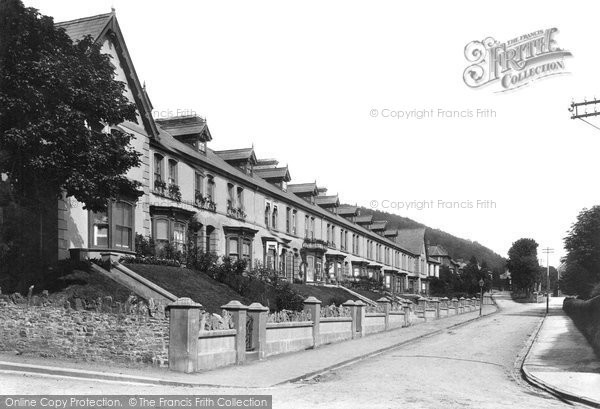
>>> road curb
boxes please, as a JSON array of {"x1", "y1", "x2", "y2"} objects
[
  {"x1": 0, "y1": 361, "x2": 238, "y2": 389},
  {"x1": 520, "y1": 313, "x2": 600, "y2": 408}
]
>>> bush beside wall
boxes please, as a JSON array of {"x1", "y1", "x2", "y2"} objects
[{"x1": 563, "y1": 296, "x2": 600, "y2": 355}]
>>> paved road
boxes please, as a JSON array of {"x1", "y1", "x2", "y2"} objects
[{"x1": 0, "y1": 294, "x2": 582, "y2": 408}]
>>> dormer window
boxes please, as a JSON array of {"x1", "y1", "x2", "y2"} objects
[{"x1": 197, "y1": 141, "x2": 206, "y2": 153}]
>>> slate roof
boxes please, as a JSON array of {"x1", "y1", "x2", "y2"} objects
[
  {"x1": 428, "y1": 244, "x2": 450, "y2": 258},
  {"x1": 393, "y1": 227, "x2": 426, "y2": 255},
  {"x1": 150, "y1": 129, "x2": 416, "y2": 256},
  {"x1": 214, "y1": 148, "x2": 256, "y2": 163},
  {"x1": 384, "y1": 229, "x2": 399, "y2": 237},
  {"x1": 255, "y1": 159, "x2": 279, "y2": 169},
  {"x1": 55, "y1": 12, "x2": 113, "y2": 42},
  {"x1": 355, "y1": 215, "x2": 373, "y2": 224},
  {"x1": 254, "y1": 167, "x2": 291, "y2": 181},
  {"x1": 155, "y1": 116, "x2": 211, "y2": 141},
  {"x1": 370, "y1": 220, "x2": 388, "y2": 231},
  {"x1": 288, "y1": 183, "x2": 318, "y2": 195},
  {"x1": 338, "y1": 205, "x2": 358, "y2": 216},
  {"x1": 315, "y1": 195, "x2": 339, "y2": 207}
]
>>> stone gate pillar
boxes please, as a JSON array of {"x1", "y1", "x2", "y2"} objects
[{"x1": 166, "y1": 297, "x2": 202, "y2": 373}]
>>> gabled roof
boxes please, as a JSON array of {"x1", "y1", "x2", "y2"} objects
[
  {"x1": 338, "y1": 205, "x2": 359, "y2": 216},
  {"x1": 317, "y1": 187, "x2": 328, "y2": 195},
  {"x1": 315, "y1": 195, "x2": 339, "y2": 207},
  {"x1": 214, "y1": 148, "x2": 257, "y2": 164},
  {"x1": 355, "y1": 215, "x2": 373, "y2": 224},
  {"x1": 55, "y1": 12, "x2": 113, "y2": 41},
  {"x1": 255, "y1": 158, "x2": 279, "y2": 169},
  {"x1": 384, "y1": 229, "x2": 399, "y2": 237},
  {"x1": 428, "y1": 244, "x2": 450, "y2": 257},
  {"x1": 394, "y1": 227, "x2": 426, "y2": 255},
  {"x1": 56, "y1": 11, "x2": 158, "y2": 139},
  {"x1": 370, "y1": 220, "x2": 388, "y2": 231},
  {"x1": 288, "y1": 183, "x2": 318, "y2": 195},
  {"x1": 155, "y1": 115, "x2": 211, "y2": 141},
  {"x1": 254, "y1": 166, "x2": 291, "y2": 182}
]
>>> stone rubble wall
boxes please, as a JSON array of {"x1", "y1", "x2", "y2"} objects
[{"x1": 0, "y1": 293, "x2": 169, "y2": 366}]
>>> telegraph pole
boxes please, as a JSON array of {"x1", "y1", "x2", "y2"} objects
[
  {"x1": 541, "y1": 247, "x2": 554, "y2": 314},
  {"x1": 570, "y1": 98, "x2": 600, "y2": 119}
]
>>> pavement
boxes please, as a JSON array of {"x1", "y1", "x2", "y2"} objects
[
  {"x1": 0, "y1": 302, "x2": 498, "y2": 389},
  {"x1": 522, "y1": 296, "x2": 600, "y2": 407}
]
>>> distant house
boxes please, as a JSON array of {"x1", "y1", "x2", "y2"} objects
[{"x1": 428, "y1": 244, "x2": 460, "y2": 274}]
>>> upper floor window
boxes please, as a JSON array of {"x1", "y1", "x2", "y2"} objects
[
  {"x1": 272, "y1": 205, "x2": 278, "y2": 230},
  {"x1": 286, "y1": 207, "x2": 291, "y2": 234},
  {"x1": 227, "y1": 183, "x2": 235, "y2": 208},
  {"x1": 304, "y1": 215, "x2": 309, "y2": 238},
  {"x1": 168, "y1": 159, "x2": 178, "y2": 185},
  {"x1": 153, "y1": 154, "x2": 164, "y2": 191},
  {"x1": 292, "y1": 210, "x2": 297, "y2": 235},
  {"x1": 237, "y1": 187, "x2": 244, "y2": 210},
  {"x1": 310, "y1": 217, "x2": 315, "y2": 239},
  {"x1": 265, "y1": 202, "x2": 271, "y2": 228},
  {"x1": 195, "y1": 172, "x2": 204, "y2": 197},
  {"x1": 206, "y1": 175, "x2": 215, "y2": 200}
]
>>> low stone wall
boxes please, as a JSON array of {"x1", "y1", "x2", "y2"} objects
[
  {"x1": 563, "y1": 296, "x2": 600, "y2": 354},
  {"x1": 197, "y1": 330, "x2": 237, "y2": 370},
  {"x1": 265, "y1": 322, "x2": 313, "y2": 357},
  {"x1": 0, "y1": 302, "x2": 168, "y2": 366},
  {"x1": 319, "y1": 318, "x2": 353, "y2": 345},
  {"x1": 364, "y1": 314, "x2": 386, "y2": 334},
  {"x1": 388, "y1": 312, "x2": 405, "y2": 329}
]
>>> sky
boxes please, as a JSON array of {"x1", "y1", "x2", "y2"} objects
[{"x1": 24, "y1": 0, "x2": 600, "y2": 267}]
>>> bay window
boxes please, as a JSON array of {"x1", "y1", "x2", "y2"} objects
[{"x1": 89, "y1": 200, "x2": 135, "y2": 251}]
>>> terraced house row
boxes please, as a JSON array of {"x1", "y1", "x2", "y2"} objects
[{"x1": 55, "y1": 11, "x2": 440, "y2": 294}]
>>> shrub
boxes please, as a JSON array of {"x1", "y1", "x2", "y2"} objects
[{"x1": 274, "y1": 281, "x2": 304, "y2": 311}]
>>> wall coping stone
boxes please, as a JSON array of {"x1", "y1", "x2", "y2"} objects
[
  {"x1": 221, "y1": 300, "x2": 248, "y2": 310},
  {"x1": 266, "y1": 321, "x2": 314, "y2": 329},
  {"x1": 198, "y1": 329, "x2": 237, "y2": 339}
]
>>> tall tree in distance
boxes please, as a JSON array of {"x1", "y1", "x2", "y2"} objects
[
  {"x1": 560, "y1": 206, "x2": 600, "y2": 299},
  {"x1": 507, "y1": 238, "x2": 539, "y2": 295}
]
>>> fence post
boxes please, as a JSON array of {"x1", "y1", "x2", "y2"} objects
[
  {"x1": 432, "y1": 299, "x2": 441, "y2": 319},
  {"x1": 403, "y1": 301, "x2": 411, "y2": 326},
  {"x1": 303, "y1": 296, "x2": 322, "y2": 348},
  {"x1": 166, "y1": 297, "x2": 202, "y2": 373},
  {"x1": 343, "y1": 300, "x2": 358, "y2": 338},
  {"x1": 377, "y1": 297, "x2": 391, "y2": 330},
  {"x1": 221, "y1": 300, "x2": 248, "y2": 365},
  {"x1": 355, "y1": 300, "x2": 366, "y2": 337},
  {"x1": 417, "y1": 296, "x2": 427, "y2": 321},
  {"x1": 452, "y1": 297, "x2": 459, "y2": 315},
  {"x1": 247, "y1": 302, "x2": 268, "y2": 360},
  {"x1": 459, "y1": 297, "x2": 465, "y2": 314}
]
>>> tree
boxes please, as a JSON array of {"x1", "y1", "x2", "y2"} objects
[
  {"x1": 0, "y1": 0, "x2": 142, "y2": 211},
  {"x1": 0, "y1": 0, "x2": 142, "y2": 291},
  {"x1": 506, "y1": 238, "x2": 540, "y2": 295},
  {"x1": 560, "y1": 206, "x2": 600, "y2": 298}
]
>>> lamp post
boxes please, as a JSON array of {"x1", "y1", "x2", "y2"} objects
[{"x1": 479, "y1": 278, "x2": 484, "y2": 316}]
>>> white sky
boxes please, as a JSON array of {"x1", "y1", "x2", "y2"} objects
[{"x1": 25, "y1": 0, "x2": 600, "y2": 266}]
